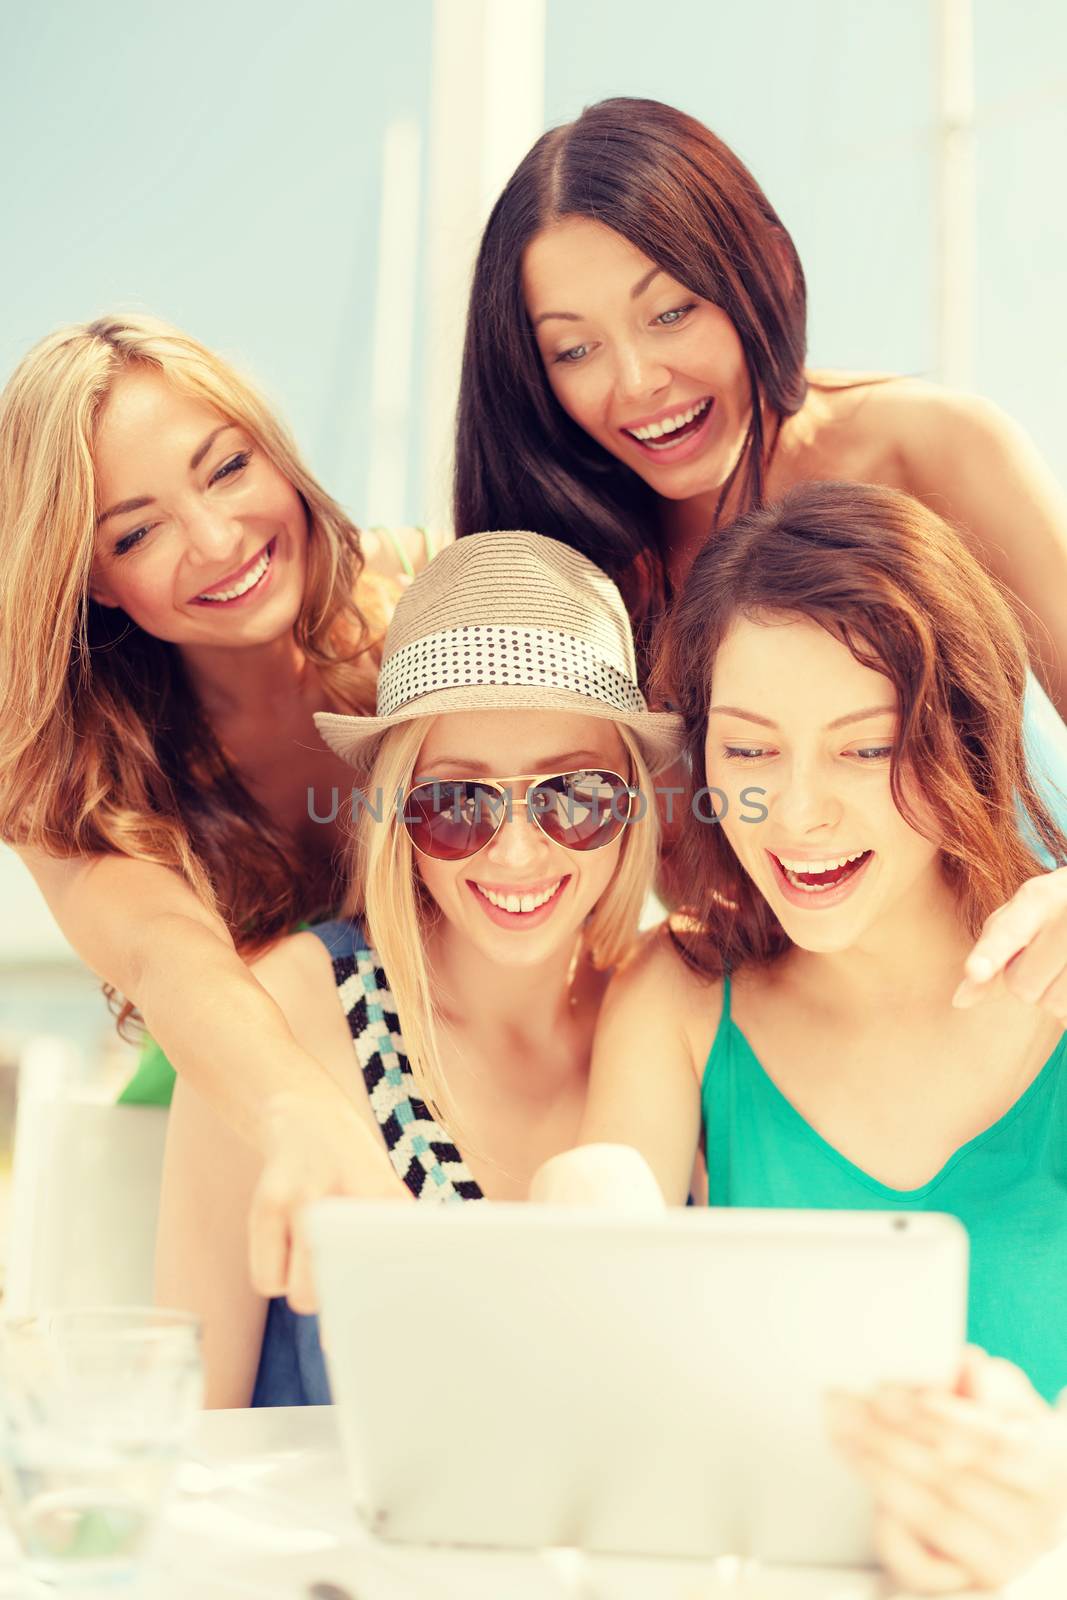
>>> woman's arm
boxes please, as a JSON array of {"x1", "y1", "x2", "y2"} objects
[
  {"x1": 19, "y1": 847, "x2": 406, "y2": 1304},
  {"x1": 156, "y1": 929, "x2": 394, "y2": 1402},
  {"x1": 531, "y1": 932, "x2": 705, "y2": 1207},
  {"x1": 155, "y1": 1076, "x2": 267, "y2": 1408},
  {"x1": 900, "y1": 389, "x2": 1067, "y2": 716}
]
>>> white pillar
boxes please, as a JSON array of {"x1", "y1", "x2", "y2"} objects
[
  {"x1": 422, "y1": 0, "x2": 547, "y2": 533},
  {"x1": 936, "y1": 0, "x2": 976, "y2": 389},
  {"x1": 366, "y1": 117, "x2": 422, "y2": 526}
]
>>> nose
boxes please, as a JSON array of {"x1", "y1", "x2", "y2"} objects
[
  {"x1": 482, "y1": 793, "x2": 554, "y2": 873},
  {"x1": 613, "y1": 338, "x2": 671, "y2": 406},
  {"x1": 770, "y1": 756, "x2": 843, "y2": 837},
  {"x1": 182, "y1": 500, "x2": 244, "y2": 568}
]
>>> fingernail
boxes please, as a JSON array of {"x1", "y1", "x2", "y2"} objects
[{"x1": 951, "y1": 981, "x2": 974, "y2": 1008}]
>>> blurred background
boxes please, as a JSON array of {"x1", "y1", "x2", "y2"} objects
[{"x1": 0, "y1": 0, "x2": 1065, "y2": 1260}]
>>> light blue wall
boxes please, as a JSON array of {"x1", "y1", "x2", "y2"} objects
[
  {"x1": 542, "y1": 0, "x2": 1067, "y2": 484},
  {"x1": 974, "y1": 0, "x2": 1067, "y2": 478},
  {"x1": 543, "y1": 0, "x2": 937, "y2": 380},
  {"x1": 0, "y1": 0, "x2": 433, "y2": 521},
  {"x1": 0, "y1": 0, "x2": 433, "y2": 975}
]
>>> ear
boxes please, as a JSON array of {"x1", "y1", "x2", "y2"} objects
[{"x1": 87, "y1": 569, "x2": 120, "y2": 608}]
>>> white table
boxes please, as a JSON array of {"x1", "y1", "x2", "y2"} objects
[{"x1": 3, "y1": 1407, "x2": 1066, "y2": 1599}]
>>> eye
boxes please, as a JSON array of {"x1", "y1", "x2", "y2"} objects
[
  {"x1": 722, "y1": 745, "x2": 774, "y2": 761},
  {"x1": 851, "y1": 745, "x2": 894, "y2": 762},
  {"x1": 553, "y1": 343, "x2": 591, "y2": 365},
  {"x1": 113, "y1": 524, "x2": 151, "y2": 556},
  {"x1": 210, "y1": 450, "x2": 251, "y2": 484},
  {"x1": 654, "y1": 304, "x2": 696, "y2": 327}
]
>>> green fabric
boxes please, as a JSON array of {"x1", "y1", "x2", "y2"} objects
[
  {"x1": 117, "y1": 1036, "x2": 177, "y2": 1108},
  {"x1": 702, "y1": 975, "x2": 1067, "y2": 1403},
  {"x1": 116, "y1": 920, "x2": 315, "y2": 1110}
]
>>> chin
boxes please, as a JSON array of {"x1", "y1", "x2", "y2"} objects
[
  {"x1": 465, "y1": 917, "x2": 581, "y2": 969},
  {"x1": 772, "y1": 907, "x2": 872, "y2": 955},
  {"x1": 780, "y1": 925, "x2": 861, "y2": 955}
]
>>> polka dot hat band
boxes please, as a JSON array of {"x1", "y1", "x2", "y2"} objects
[{"x1": 314, "y1": 531, "x2": 685, "y2": 776}]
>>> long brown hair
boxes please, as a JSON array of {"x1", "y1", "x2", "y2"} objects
[
  {"x1": 652, "y1": 481, "x2": 1067, "y2": 977},
  {"x1": 454, "y1": 96, "x2": 807, "y2": 639},
  {"x1": 0, "y1": 313, "x2": 381, "y2": 977}
]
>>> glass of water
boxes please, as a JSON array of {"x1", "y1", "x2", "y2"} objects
[{"x1": 0, "y1": 1308, "x2": 202, "y2": 1587}]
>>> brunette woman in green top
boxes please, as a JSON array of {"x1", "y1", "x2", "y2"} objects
[{"x1": 539, "y1": 482, "x2": 1067, "y2": 1593}]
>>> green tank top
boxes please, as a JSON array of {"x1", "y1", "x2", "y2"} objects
[{"x1": 701, "y1": 975, "x2": 1067, "y2": 1403}]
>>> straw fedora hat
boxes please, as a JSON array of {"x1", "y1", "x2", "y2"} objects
[{"x1": 315, "y1": 531, "x2": 685, "y2": 775}]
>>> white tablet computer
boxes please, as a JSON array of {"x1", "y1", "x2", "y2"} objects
[{"x1": 309, "y1": 1201, "x2": 967, "y2": 1566}]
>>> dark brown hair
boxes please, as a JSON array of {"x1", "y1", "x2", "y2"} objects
[
  {"x1": 652, "y1": 480, "x2": 1067, "y2": 977},
  {"x1": 453, "y1": 96, "x2": 808, "y2": 646}
]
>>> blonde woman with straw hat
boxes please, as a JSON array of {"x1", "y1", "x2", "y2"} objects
[
  {"x1": 0, "y1": 314, "x2": 437, "y2": 1305},
  {"x1": 154, "y1": 531, "x2": 683, "y2": 1406}
]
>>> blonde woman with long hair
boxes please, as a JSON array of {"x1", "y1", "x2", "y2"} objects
[
  {"x1": 155, "y1": 532, "x2": 682, "y2": 1405},
  {"x1": 0, "y1": 314, "x2": 434, "y2": 1302}
]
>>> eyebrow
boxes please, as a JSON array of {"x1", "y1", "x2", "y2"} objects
[
  {"x1": 708, "y1": 705, "x2": 897, "y2": 732},
  {"x1": 630, "y1": 264, "x2": 662, "y2": 299},
  {"x1": 531, "y1": 266, "x2": 665, "y2": 330},
  {"x1": 417, "y1": 751, "x2": 609, "y2": 776},
  {"x1": 96, "y1": 425, "x2": 234, "y2": 526}
]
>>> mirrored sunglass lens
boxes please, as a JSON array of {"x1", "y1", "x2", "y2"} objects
[
  {"x1": 532, "y1": 771, "x2": 630, "y2": 849},
  {"x1": 405, "y1": 781, "x2": 502, "y2": 859}
]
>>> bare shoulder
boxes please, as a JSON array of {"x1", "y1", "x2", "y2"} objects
[
  {"x1": 799, "y1": 376, "x2": 1030, "y2": 500},
  {"x1": 845, "y1": 379, "x2": 1021, "y2": 471},
  {"x1": 248, "y1": 930, "x2": 376, "y2": 1117},
  {"x1": 608, "y1": 922, "x2": 720, "y2": 1023},
  {"x1": 811, "y1": 372, "x2": 995, "y2": 439},
  {"x1": 248, "y1": 930, "x2": 338, "y2": 1028}
]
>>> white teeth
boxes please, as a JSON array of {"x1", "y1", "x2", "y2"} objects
[
  {"x1": 475, "y1": 880, "x2": 561, "y2": 914},
  {"x1": 775, "y1": 850, "x2": 869, "y2": 893},
  {"x1": 627, "y1": 398, "x2": 710, "y2": 444},
  {"x1": 777, "y1": 850, "x2": 867, "y2": 874},
  {"x1": 197, "y1": 545, "x2": 271, "y2": 603}
]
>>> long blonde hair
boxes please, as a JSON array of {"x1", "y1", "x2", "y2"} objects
[
  {"x1": 0, "y1": 313, "x2": 382, "y2": 962},
  {"x1": 346, "y1": 717, "x2": 659, "y2": 1124}
]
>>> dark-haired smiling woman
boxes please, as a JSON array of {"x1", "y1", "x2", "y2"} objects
[{"x1": 454, "y1": 94, "x2": 1067, "y2": 1015}]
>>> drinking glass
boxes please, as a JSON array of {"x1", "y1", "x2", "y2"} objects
[{"x1": 0, "y1": 1308, "x2": 202, "y2": 1587}]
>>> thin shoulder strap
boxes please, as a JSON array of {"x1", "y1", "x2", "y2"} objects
[{"x1": 704, "y1": 968, "x2": 733, "y2": 1071}]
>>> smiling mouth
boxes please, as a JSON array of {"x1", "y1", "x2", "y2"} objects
[
  {"x1": 624, "y1": 397, "x2": 712, "y2": 449},
  {"x1": 193, "y1": 539, "x2": 274, "y2": 604},
  {"x1": 771, "y1": 850, "x2": 872, "y2": 893},
  {"x1": 471, "y1": 878, "x2": 566, "y2": 916}
]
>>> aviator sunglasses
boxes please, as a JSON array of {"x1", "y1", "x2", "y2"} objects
[{"x1": 402, "y1": 769, "x2": 637, "y2": 862}]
